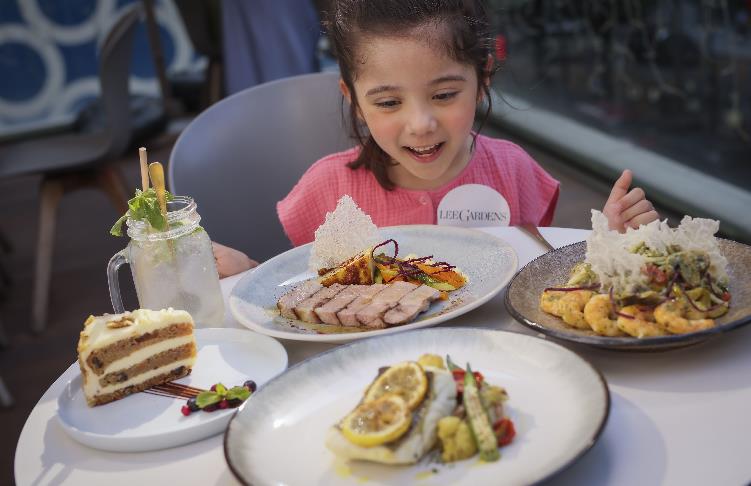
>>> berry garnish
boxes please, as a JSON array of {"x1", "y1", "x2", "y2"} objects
[
  {"x1": 182, "y1": 381, "x2": 253, "y2": 416},
  {"x1": 243, "y1": 380, "x2": 257, "y2": 392}
]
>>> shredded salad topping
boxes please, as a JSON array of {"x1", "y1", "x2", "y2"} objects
[{"x1": 585, "y1": 210, "x2": 728, "y2": 296}]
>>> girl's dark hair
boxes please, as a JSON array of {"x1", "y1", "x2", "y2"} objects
[{"x1": 324, "y1": 0, "x2": 497, "y2": 190}]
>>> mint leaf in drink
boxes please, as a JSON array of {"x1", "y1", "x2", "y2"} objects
[
  {"x1": 109, "y1": 214, "x2": 128, "y2": 237},
  {"x1": 110, "y1": 188, "x2": 175, "y2": 236}
]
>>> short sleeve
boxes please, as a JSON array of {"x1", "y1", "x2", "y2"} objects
[{"x1": 509, "y1": 144, "x2": 560, "y2": 227}]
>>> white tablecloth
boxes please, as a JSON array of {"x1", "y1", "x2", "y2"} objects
[{"x1": 14, "y1": 227, "x2": 751, "y2": 485}]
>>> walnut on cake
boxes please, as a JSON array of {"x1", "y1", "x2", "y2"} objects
[{"x1": 77, "y1": 308, "x2": 197, "y2": 406}]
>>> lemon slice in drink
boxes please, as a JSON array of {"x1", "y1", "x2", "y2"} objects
[
  {"x1": 364, "y1": 361, "x2": 428, "y2": 410},
  {"x1": 341, "y1": 394, "x2": 412, "y2": 447}
]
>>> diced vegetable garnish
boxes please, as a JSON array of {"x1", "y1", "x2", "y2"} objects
[
  {"x1": 369, "y1": 239, "x2": 465, "y2": 291},
  {"x1": 493, "y1": 417, "x2": 516, "y2": 446},
  {"x1": 437, "y1": 416, "x2": 477, "y2": 462},
  {"x1": 417, "y1": 353, "x2": 445, "y2": 369}
]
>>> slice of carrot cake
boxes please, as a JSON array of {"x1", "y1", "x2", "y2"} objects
[{"x1": 77, "y1": 308, "x2": 197, "y2": 406}]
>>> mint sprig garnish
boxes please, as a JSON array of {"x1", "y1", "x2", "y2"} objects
[
  {"x1": 195, "y1": 390, "x2": 223, "y2": 409},
  {"x1": 194, "y1": 383, "x2": 251, "y2": 410},
  {"x1": 181, "y1": 380, "x2": 255, "y2": 416},
  {"x1": 110, "y1": 188, "x2": 175, "y2": 236},
  {"x1": 226, "y1": 386, "x2": 251, "y2": 402}
]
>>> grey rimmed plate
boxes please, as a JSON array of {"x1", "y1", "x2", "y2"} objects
[
  {"x1": 505, "y1": 239, "x2": 751, "y2": 351},
  {"x1": 229, "y1": 225, "x2": 517, "y2": 343},
  {"x1": 224, "y1": 327, "x2": 610, "y2": 486}
]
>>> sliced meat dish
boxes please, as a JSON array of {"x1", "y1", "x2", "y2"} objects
[
  {"x1": 384, "y1": 285, "x2": 441, "y2": 326},
  {"x1": 277, "y1": 280, "x2": 323, "y2": 319},
  {"x1": 294, "y1": 284, "x2": 345, "y2": 323},
  {"x1": 356, "y1": 281, "x2": 418, "y2": 329},
  {"x1": 336, "y1": 284, "x2": 387, "y2": 326},
  {"x1": 277, "y1": 279, "x2": 445, "y2": 328},
  {"x1": 314, "y1": 285, "x2": 372, "y2": 325}
]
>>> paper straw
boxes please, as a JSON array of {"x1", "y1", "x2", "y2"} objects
[{"x1": 139, "y1": 147, "x2": 149, "y2": 191}]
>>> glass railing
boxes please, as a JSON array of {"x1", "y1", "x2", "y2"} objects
[{"x1": 486, "y1": 0, "x2": 751, "y2": 242}]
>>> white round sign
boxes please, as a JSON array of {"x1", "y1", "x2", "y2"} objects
[{"x1": 437, "y1": 184, "x2": 510, "y2": 227}]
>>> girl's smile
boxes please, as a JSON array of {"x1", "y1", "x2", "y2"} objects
[
  {"x1": 340, "y1": 30, "x2": 480, "y2": 190},
  {"x1": 405, "y1": 142, "x2": 445, "y2": 163}
]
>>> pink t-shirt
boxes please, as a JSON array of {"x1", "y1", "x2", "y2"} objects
[{"x1": 277, "y1": 135, "x2": 560, "y2": 246}]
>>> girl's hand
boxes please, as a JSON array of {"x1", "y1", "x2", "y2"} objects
[
  {"x1": 603, "y1": 170, "x2": 659, "y2": 232},
  {"x1": 212, "y1": 242, "x2": 258, "y2": 278}
]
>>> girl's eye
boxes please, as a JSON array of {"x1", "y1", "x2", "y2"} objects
[
  {"x1": 375, "y1": 99, "x2": 400, "y2": 108},
  {"x1": 434, "y1": 91, "x2": 459, "y2": 101}
]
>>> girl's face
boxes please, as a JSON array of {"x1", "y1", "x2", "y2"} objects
[{"x1": 341, "y1": 33, "x2": 481, "y2": 190}]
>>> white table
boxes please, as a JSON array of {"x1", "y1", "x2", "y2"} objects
[{"x1": 14, "y1": 227, "x2": 751, "y2": 485}]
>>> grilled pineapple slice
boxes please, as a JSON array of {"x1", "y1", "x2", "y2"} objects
[{"x1": 319, "y1": 248, "x2": 375, "y2": 286}]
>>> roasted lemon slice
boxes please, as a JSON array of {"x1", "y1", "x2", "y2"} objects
[
  {"x1": 364, "y1": 361, "x2": 428, "y2": 410},
  {"x1": 341, "y1": 394, "x2": 411, "y2": 447}
]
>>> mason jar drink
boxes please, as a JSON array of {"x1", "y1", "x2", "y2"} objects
[{"x1": 107, "y1": 196, "x2": 225, "y2": 327}]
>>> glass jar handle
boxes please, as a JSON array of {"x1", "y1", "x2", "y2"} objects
[{"x1": 107, "y1": 249, "x2": 129, "y2": 314}]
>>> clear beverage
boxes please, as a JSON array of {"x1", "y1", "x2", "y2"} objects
[{"x1": 108, "y1": 196, "x2": 225, "y2": 327}]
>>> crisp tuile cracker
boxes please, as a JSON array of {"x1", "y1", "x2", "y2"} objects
[{"x1": 309, "y1": 195, "x2": 380, "y2": 271}]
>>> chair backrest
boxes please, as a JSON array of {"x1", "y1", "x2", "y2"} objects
[
  {"x1": 98, "y1": 4, "x2": 141, "y2": 158},
  {"x1": 168, "y1": 71, "x2": 355, "y2": 262}
]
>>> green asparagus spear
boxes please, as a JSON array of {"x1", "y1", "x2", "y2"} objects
[{"x1": 463, "y1": 364, "x2": 500, "y2": 462}]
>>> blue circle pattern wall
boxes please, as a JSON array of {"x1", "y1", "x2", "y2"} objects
[{"x1": 0, "y1": 0, "x2": 203, "y2": 127}]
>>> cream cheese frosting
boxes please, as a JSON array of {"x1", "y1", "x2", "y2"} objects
[{"x1": 79, "y1": 308, "x2": 192, "y2": 353}]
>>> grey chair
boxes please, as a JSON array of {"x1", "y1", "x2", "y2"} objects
[
  {"x1": 168, "y1": 71, "x2": 355, "y2": 263},
  {"x1": 0, "y1": 5, "x2": 143, "y2": 333}
]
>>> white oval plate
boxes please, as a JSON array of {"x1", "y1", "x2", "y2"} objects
[
  {"x1": 56, "y1": 328, "x2": 288, "y2": 452},
  {"x1": 224, "y1": 327, "x2": 609, "y2": 486},
  {"x1": 229, "y1": 225, "x2": 518, "y2": 343}
]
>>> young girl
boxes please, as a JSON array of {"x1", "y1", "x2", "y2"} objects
[{"x1": 216, "y1": 0, "x2": 658, "y2": 275}]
